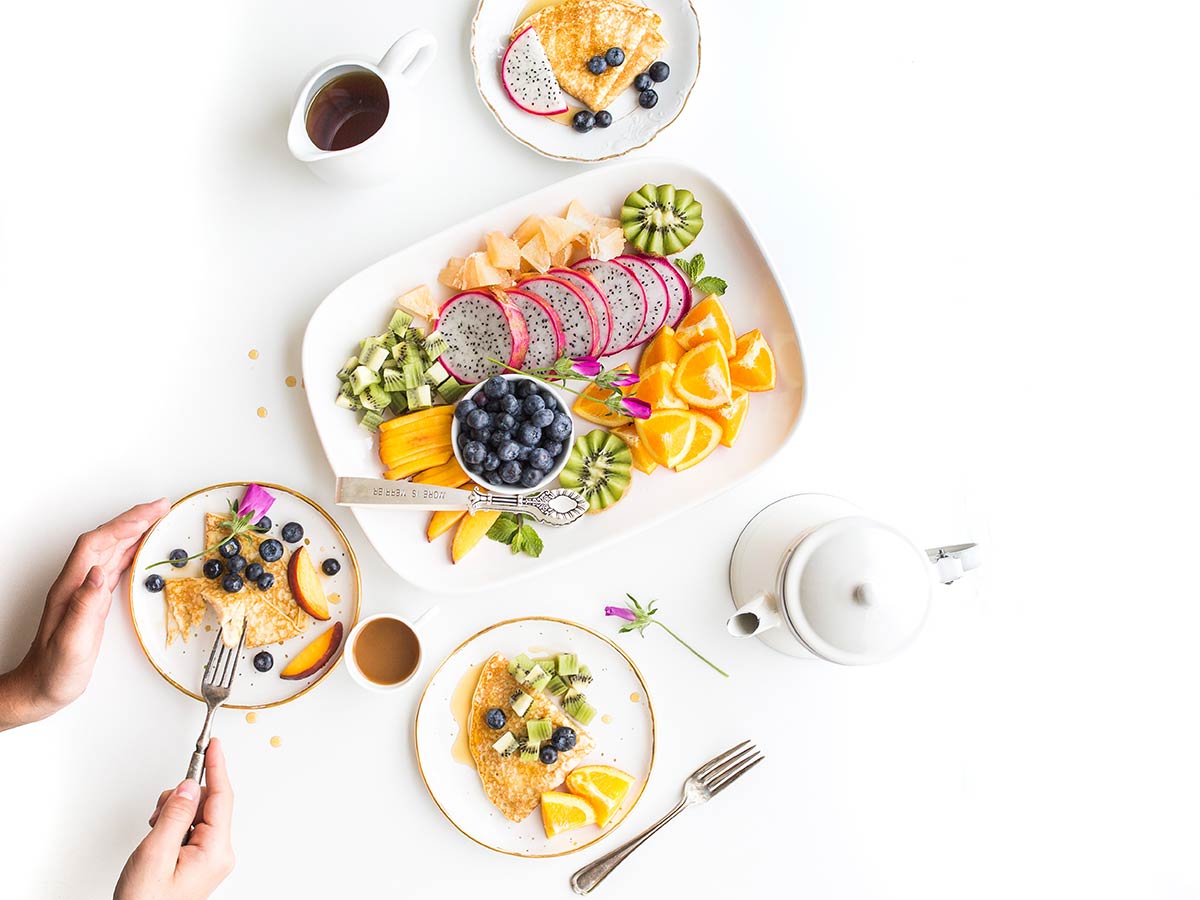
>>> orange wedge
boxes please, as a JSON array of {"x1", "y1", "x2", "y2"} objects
[
  {"x1": 672, "y1": 340, "x2": 733, "y2": 409},
  {"x1": 675, "y1": 295, "x2": 735, "y2": 356},
  {"x1": 701, "y1": 388, "x2": 750, "y2": 447},
  {"x1": 566, "y1": 765, "x2": 636, "y2": 828},
  {"x1": 673, "y1": 413, "x2": 723, "y2": 471},
  {"x1": 729, "y1": 329, "x2": 776, "y2": 392},
  {"x1": 540, "y1": 791, "x2": 597, "y2": 838},
  {"x1": 635, "y1": 362, "x2": 688, "y2": 411},
  {"x1": 612, "y1": 424, "x2": 658, "y2": 475},
  {"x1": 572, "y1": 362, "x2": 634, "y2": 426},
  {"x1": 639, "y1": 325, "x2": 682, "y2": 373},
  {"x1": 635, "y1": 409, "x2": 698, "y2": 469}
]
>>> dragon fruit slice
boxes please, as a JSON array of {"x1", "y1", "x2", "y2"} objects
[
  {"x1": 501, "y1": 27, "x2": 568, "y2": 116},
  {"x1": 436, "y1": 290, "x2": 529, "y2": 383},
  {"x1": 506, "y1": 288, "x2": 564, "y2": 371},
  {"x1": 549, "y1": 267, "x2": 613, "y2": 356},
  {"x1": 573, "y1": 259, "x2": 647, "y2": 355},
  {"x1": 615, "y1": 256, "x2": 670, "y2": 347},
  {"x1": 515, "y1": 275, "x2": 598, "y2": 358},
  {"x1": 640, "y1": 256, "x2": 692, "y2": 328}
]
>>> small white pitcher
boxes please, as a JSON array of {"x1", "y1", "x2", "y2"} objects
[{"x1": 287, "y1": 30, "x2": 437, "y2": 187}]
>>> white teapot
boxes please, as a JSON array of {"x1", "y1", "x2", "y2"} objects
[{"x1": 727, "y1": 494, "x2": 980, "y2": 664}]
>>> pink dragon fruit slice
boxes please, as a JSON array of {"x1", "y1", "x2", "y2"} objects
[
  {"x1": 515, "y1": 275, "x2": 599, "y2": 359},
  {"x1": 614, "y1": 255, "x2": 670, "y2": 347},
  {"x1": 436, "y1": 290, "x2": 529, "y2": 383},
  {"x1": 640, "y1": 256, "x2": 693, "y2": 328},
  {"x1": 573, "y1": 258, "x2": 647, "y2": 355},
  {"x1": 501, "y1": 27, "x2": 568, "y2": 116},
  {"x1": 506, "y1": 288, "x2": 564, "y2": 371},
  {"x1": 549, "y1": 267, "x2": 613, "y2": 356}
]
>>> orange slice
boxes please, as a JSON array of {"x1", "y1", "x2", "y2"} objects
[
  {"x1": 566, "y1": 765, "x2": 636, "y2": 828},
  {"x1": 672, "y1": 340, "x2": 733, "y2": 409},
  {"x1": 612, "y1": 424, "x2": 658, "y2": 475},
  {"x1": 675, "y1": 295, "x2": 735, "y2": 355},
  {"x1": 729, "y1": 329, "x2": 776, "y2": 391},
  {"x1": 540, "y1": 791, "x2": 597, "y2": 838},
  {"x1": 639, "y1": 325, "x2": 682, "y2": 373},
  {"x1": 701, "y1": 388, "x2": 750, "y2": 447},
  {"x1": 572, "y1": 362, "x2": 634, "y2": 426},
  {"x1": 635, "y1": 409, "x2": 697, "y2": 469},
  {"x1": 635, "y1": 362, "x2": 688, "y2": 411},
  {"x1": 673, "y1": 413, "x2": 723, "y2": 471}
]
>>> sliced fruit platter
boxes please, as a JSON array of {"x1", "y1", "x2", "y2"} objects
[{"x1": 302, "y1": 160, "x2": 805, "y2": 592}]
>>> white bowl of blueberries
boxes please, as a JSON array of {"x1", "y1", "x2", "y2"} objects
[{"x1": 452, "y1": 374, "x2": 575, "y2": 494}]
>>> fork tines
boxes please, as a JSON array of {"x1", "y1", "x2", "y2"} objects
[
  {"x1": 203, "y1": 624, "x2": 246, "y2": 690},
  {"x1": 695, "y1": 740, "x2": 765, "y2": 795}
]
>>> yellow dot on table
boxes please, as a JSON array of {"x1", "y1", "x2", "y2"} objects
[
  {"x1": 601, "y1": 714, "x2": 613, "y2": 724},
  {"x1": 248, "y1": 349, "x2": 259, "y2": 359},
  {"x1": 285, "y1": 375, "x2": 297, "y2": 387},
  {"x1": 629, "y1": 692, "x2": 640, "y2": 703},
  {"x1": 245, "y1": 712, "x2": 257, "y2": 724},
  {"x1": 257, "y1": 407, "x2": 268, "y2": 418},
  {"x1": 270, "y1": 735, "x2": 282, "y2": 748}
]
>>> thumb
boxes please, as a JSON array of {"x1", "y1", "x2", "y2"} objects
[
  {"x1": 55, "y1": 567, "x2": 111, "y2": 649},
  {"x1": 144, "y1": 779, "x2": 201, "y2": 852}
]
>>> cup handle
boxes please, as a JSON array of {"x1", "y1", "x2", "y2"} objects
[{"x1": 379, "y1": 29, "x2": 437, "y2": 84}]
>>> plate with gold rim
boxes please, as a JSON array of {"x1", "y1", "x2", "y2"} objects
[
  {"x1": 127, "y1": 482, "x2": 361, "y2": 710},
  {"x1": 414, "y1": 617, "x2": 655, "y2": 857}
]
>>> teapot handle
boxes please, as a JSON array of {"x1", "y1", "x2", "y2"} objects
[
  {"x1": 926, "y1": 543, "x2": 982, "y2": 584},
  {"x1": 380, "y1": 29, "x2": 438, "y2": 84}
]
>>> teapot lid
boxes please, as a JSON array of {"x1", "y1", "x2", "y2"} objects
[{"x1": 781, "y1": 516, "x2": 932, "y2": 665}]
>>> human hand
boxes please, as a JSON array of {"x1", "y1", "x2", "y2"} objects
[
  {"x1": 0, "y1": 498, "x2": 169, "y2": 730},
  {"x1": 115, "y1": 738, "x2": 236, "y2": 900}
]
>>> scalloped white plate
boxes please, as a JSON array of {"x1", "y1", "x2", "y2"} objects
[{"x1": 470, "y1": 0, "x2": 700, "y2": 162}]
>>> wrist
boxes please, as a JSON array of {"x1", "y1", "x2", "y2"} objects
[{"x1": 0, "y1": 660, "x2": 57, "y2": 731}]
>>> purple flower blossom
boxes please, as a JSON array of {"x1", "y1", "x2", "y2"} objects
[
  {"x1": 569, "y1": 356, "x2": 602, "y2": 377},
  {"x1": 620, "y1": 397, "x2": 652, "y2": 420},
  {"x1": 610, "y1": 372, "x2": 640, "y2": 388},
  {"x1": 239, "y1": 483, "x2": 276, "y2": 525},
  {"x1": 605, "y1": 605, "x2": 638, "y2": 621}
]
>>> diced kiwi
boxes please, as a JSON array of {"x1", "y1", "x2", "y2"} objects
[
  {"x1": 406, "y1": 385, "x2": 432, "y2": 410},
  {"x1": 361, "y1": 384, "x2": 391, "y2": 412},
  {"x1": 425, "y1": 359, "x2": 450, "y2": 387},
  {"x1": 436, "y1": 378, "x2": 468, "y2": 404},
  {"x1": 518, "y1": 742, "x2": 541, "y2": 764},
  {"x1": 359, "y1": 411, "x2": 384, "y2": 432},
  {"x1": 526, "y1": 718, "x2": 553, "y2": 743},
  {"x1": 390, "y1": 342, "x2": 409, "y2": 362},
  {"x1": 349, "y1": 365, "x2": 379, "y2": 394},
  {"x1": 423, "y1": 331, "x2": 449, "y2": 360},
  {"x1": 510, "y1": 691, "x2": 534, "y2": 717},
  {"x1": 400, "y1": 362, "x2": 423, "y2": 390},
  {"x1": 334, "y1": 391, "x2": 361, "y2": 411},
  {"x1": 563, "y1": 694, "x2": 598, "y2": 726},
  {"x1": 337, "y1": 356, "x2": 358, "y2": 381},
  {"x1": 361, "y1": 343, "x2": 389, "y2": 372},
  {"x1": 509, "y1": 654, "x2": 535, "y2": 678},
  {"x1": 556, "y1": 653, "x2": 579, "y2": 677},
  {"x1": 533, "y1": 657, "x2": 558, "y2": 675},
  {"x1": 492, "y1": 732, "x2": 518, "y2": 757},
  {"x1": 545, "y1": 675, "x2": 570, "y2": 697},
  {"x1": 390, "y1": 393, "x2": 408, "y2": 415},
  {"x1": 388, "y1": 309, "x2": 414, "y2": 334},
  {"x1": 381, "y1": 368, "x2": 406, "y2": 393},
  {"x1": 378, "y1": 330, "x2": 399, "y2": 350},
  {"x1": 522, "y1": 664, "x2": 549, "y2": 691}
]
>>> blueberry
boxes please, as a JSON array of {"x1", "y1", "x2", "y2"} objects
[
  {"x1": 222, "y1": 574, "x2": 243, "y2": 593},
  {"x1": 518, "y1": 424, "x2": 543, "y2": 446},
  {"x1": 499, "y1": 394, "x2": 521, "y2": 415},
  {"x1": 520, "y1": 467, "x2": 543, "y2": 488},
  {"x1": 539, "y1": 745, "x2": 559, "y2": 765},
  {"x1": 256, "y1": 573, "x2": 275, "y2": 590},
  {"x1": 168, "y1": 548, "x2": 188, "y2": 568},
  {"x1": 489, "y1": 429, "x2": 512, "y2": 449},
  {"x1": 531, "y1": 408, "x2": 555, "y2": 428},
  {"x1": 322, "y1": 558, "x2": 341, "y2": 576},
  {"x1": 553, "y1": 411, "x2": 573, "y2": 430},
  {"x1": 253, "y1": 515, "x2": 272, "y2": 533},
  {"x1": 586, "y1": 55, "x2": 607, "y2": 75},
  {"x1": 471, "y1": 392, "x2": 489, "y2": 407},
  {"x1": 541, "y1": 440, "x2": 564, "y2": 458},
  {"x1": 515, "y1": 380, "x2": 538, "y2": 399},
  {"x1": 482, "y1": 452, "x2": 501, "y2": 472},
  {"x1": 259, "y1": 539, "x2": 283, "y2": 563},
  {"x1": 466, "y1": 408, "x2": 491, "y2": 431},
  {"x1": 648, "y1": 60, "x2": 670, "y2": 82},
  {"x1": 144, "y1": 574, "x2": 165, "y2": 593},
  {"x1": 253, "y1": 651, "x2": 274, "y2": 673},
  {"x1": 486, "y1": 398, "x2": 505, "y2": 414},
  {"x1": 639, "y1": 88, "x2": 658, "y2": 109},
  {"x1": 522, "y1": 394, "x2": 546, "y2": 415},
  {"x1": 517, "y1": 445, "x2": 532, "y2": 461},
  {"x1": 280, "y1": 522, "x2": 304, "y2": 543},
  {"x1": 572, "y1": 110, "x2": 595, "y2": 133},
  {"x1": 499, "y1": 461, "x2": 523, "y2": 484},
  {"x1": 550, "y1": 726, "x2": 577, "y2": 752},
  {"x1": 203, "y1": 559, "x2": 223, "y2": 579},
  {"x1": 245, "y1": 562, "x2": 264, "y2": 582},
  {"x1": 529, "y1": 448, "x2": 553, "y2": 471},
  {"x1": 634, "y1": 72, "x2": 653, "y2": 92},
  {"x1": 485, "y1": 707, "x2": 507, "y2": 730},
  {"x1": 457, "y1": 432, "x2": 471, "y2": 450},
  {"x1": 594, "y1": 109, "x2": 613, "y2": 128},
  {"x1": 483, "y1": 375, "x2": 510, "y2": 398},
  {"x1": 226, "y1": 554, "x2": 247, "y2": 575},
  {"x1": 463, "y1": 441, "x2": 487, "y2": 465},
  {"x1": 539, "y1": 389, "x2": 557, "y2": 407},
  {"x1": 454, "y1": 402, "x2": 474, "y2": 422},
  {"x1": 605, "y1": 47, "x2": 625, "y2": 67},
  {"x1": 473, "y1": 427, "x2": 494, "y2": 446},
  {"x1": 218, "y1": 538, "x2": 240, "y2": 559},
  {"x1": 494, "y1": 412, "x2": 516, "y2": 432},
  {"x1": 498, "y1": 440, "x2": 521, "y2": 462}
]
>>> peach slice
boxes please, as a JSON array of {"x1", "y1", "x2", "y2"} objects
[
  {"x1": 451, "y1": 510, "x2": 502, "y2": 563},
  {"x1": 287, "y1": 546, "x2": 330, "y2": 621},
  {"x1": 280, "y1": 621, "x2": 343, "y2": 681}
]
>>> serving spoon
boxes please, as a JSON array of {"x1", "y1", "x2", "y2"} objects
[{"x1": 334, "y1": 476, "x2": 589, "y2": 526}]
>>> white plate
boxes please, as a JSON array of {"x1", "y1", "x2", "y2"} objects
[
  {"x1": 301, "y1": 158, "x2": 807, "y2": 593},
  {"x1": 128, "y1": 482, "x2": 361, "y2": 709},
  {"x1": 470, "y1": 0, "x2": 700, "y2": 162},
  {"x1": 414, "y1": 617, "x2": 655, "y2": 857}
]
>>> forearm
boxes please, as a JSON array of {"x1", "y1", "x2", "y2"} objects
[{"x1": 0, "y1": 661, "x2": 52, "y2": 731}]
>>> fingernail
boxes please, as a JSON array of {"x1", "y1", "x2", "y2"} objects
[
  {"x1": 86, "y1": 567, "x2": 104, "y2": 587},
  {"x1": 176, "y1": 780, "x2": 199, "y2": 801}
]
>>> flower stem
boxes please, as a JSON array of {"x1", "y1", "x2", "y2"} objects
[
  {"x1": 651, "y1": 621, "x2": 730, "y2": 677},
  {"x1": 486, "y1": 359, "x2": 592, "y2": 399},
  {"x1": 145, "y1": 526, "x2": 251, "y2": 570}
]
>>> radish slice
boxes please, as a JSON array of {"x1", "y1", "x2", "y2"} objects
[
  {"x1": 573, "y1": 258, "x2": 647, "y2": 355},
  {"x1": 640, "y1": 256, "x2": 692, "y2": 328},
  {"x1": 615, "y1": 256, "x2": 670, "y2": 347},
  {"x1": 550, "y1": 267, "x2": 613, "y2": 356}
]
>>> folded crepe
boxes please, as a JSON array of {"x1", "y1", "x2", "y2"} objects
[
  {"x1": 468, "y1": 653, "x2": 595, "y2": 822},
  {"x1": 164, "y1": 578, "x2": 208, "y2": 646},
  {"x1": 517, "y1": 0, "x2": 667, "y2": 112}
]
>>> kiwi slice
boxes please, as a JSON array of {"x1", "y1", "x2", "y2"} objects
[
  {"x1": 545, "y1": 674, "x2": 570, "y2": 697},
  {"x1": 563, "y1": 693, "x2": 598, "y2": 726},
  {"x1": 510, "y1": 690, "x2": 534, "y2": 717},
  {"x1": 518, "y1": 741, "x2": 541, "y2": 764},
  {"x1": 533, "y1": 657, "x2": 558, "y2": 675},
  {"x1": 509, "y1": 654, "x2": 534, "y2": 679},
  {"x1": 526, "y1": 718, "x2": 553, "y2": 744},
  {"x1": 388, "y1": 309, "x2": 414, "y2": 334},
  {"x1": 492, "y1": 732, "x2": 518, "y2": 757},
  {"x1": 337, "y1": 356, "x2": 358, "y2": 381},
  {"x1": 406, "y1": 385, "x2": 432, "y2": 410},
  {"x1": 361, "y1": 343, "x2": 389, "y2": 372},
  {"x1": 423, "y1": 331, "x2": 449, "y2": 360},
  {"x1": 436, "y1": 378, "x2": 468, "y2": 404},
  {"x1": 556, "y1": 653, "x2": 579, "y2": 677},
  {"x1": 378, "y1": 330, "x2": 399, "y2": 350},
  {"x1": 381, "y1": 369, "x2": 406, "y2": 393},
  {"x1": 522, "y1": 664, "x2": 551, "y2": 693},
  {"x1": 620, "y1": 183, "x2": 704, "y2": 256},
  {"x1": 348, "y1": 365, "x2": 379, "y2": 395},
  {"x1": 360, "y1": 384, "x2": 391, "y2": 413},
  {"x1": 559, "y1": 430, "x2": 633, "y2": 513},
  {"x1": 359, "y1": 411, "x2": 384, "y2": 432},
  {"x1": 425, "y1": 360, "x2": 451, "y2": 388}
]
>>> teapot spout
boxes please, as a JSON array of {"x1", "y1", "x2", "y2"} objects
[{"x1": 726, "y1": 592, "x2": 782, "y2": 638}]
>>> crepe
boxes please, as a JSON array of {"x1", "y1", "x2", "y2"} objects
[
  {"x1": 517, "y1": 0, "x2": 668, "y2": 112},
  {"x1": 468, "y1": 654, "x2": 595, "y2": 822},
  {"x1": 164, "y1": 578, "x2": 208, "y2": 645}
]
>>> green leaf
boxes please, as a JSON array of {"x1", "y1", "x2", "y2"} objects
[
  {"x1": 680, "y1": 254, "x2": 704, "y2": 282},
  {"x1": 486, "y1": 515, "x2": 520, "y2": 544},
  {"x1": 692, "y1": 276, "x2": 727, "y2": 296},
  {"x1": 518, "y1": 525, "x2": 543, "y2": 558},
  {"x1": 509, "y1": 529, "x2": 524, "y2": 554},
  {"x1": 618, "y1": 623, "x2": 638, "y2": 633}
]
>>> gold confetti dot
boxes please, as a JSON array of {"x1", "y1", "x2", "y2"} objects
[
  {"x1": 285, "y1": 375, "x2": 297, "y2": 387},
  {"x1": 270, "y1": 735, "x2": 282, "y2": 748},
  {"x1": 257, "y1": 407, "x2": 268, "y2": 418},
  {"x1": 629, "y1": 692, "x2": 640, "y2": 703},
  {"x1": 248, "y1": 349, "x2": 259, "y2": 360},
  {"x1": 601, "y1": 714, "x2": 613, "y2": 724},
  {"x1": 245, "y1": 712, "x2": 257, "y2": 724}
]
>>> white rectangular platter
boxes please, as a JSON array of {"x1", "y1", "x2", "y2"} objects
[{"x1": 301, "y1": 159, "x2": 805, "y2": 593}]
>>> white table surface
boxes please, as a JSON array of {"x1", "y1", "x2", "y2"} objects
[{"x1": 1, "y1": 1, "x2": 1198, "y2": 898}]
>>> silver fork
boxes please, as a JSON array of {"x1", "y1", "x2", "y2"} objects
[
  {"x1": 570, "y1": 740, "x2": 764, "y2": 894},
  {"x1": 186, "y1": 625, "x2": 245, "y2": 783}
]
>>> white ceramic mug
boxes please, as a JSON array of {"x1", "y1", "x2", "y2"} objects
[
  {"x1": 343, "y1": 609, "x2": 435, "y2": 692},
  {"x1": 287, "y1": 29, "x2": 437, "y2": 187}
]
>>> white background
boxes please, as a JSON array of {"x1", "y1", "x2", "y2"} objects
[{"x1": 1, "y1": 1, "x2": 1198, "y2": 897}]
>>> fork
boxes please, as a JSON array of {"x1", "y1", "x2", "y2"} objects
[
  {"x1": 186, "y1": 625, "x2": 245, "y2": 783},
  {"x1": 569, "y1": 740, "x2": 764, "y2": 894}
]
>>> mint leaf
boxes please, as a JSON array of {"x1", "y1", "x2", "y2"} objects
[
  {"x1": 509, "y1": 528, "x2": 524, "y2": 554},
  {"x1": 679, "y1": 254, "x2": 704, "y2": 282},
  {"x1": 692, "y1": 276, "x2": 727, "y2": 296},
  {"x1": 518, "y1": 525, "x2": 543, "y2": 558},
  {"x1": 486, "y1": 514, "x2": 519, "y2": 544}
]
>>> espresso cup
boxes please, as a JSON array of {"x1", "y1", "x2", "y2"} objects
[{"x1": 344, "y1": 609, "x2": 434, "y2": 692}]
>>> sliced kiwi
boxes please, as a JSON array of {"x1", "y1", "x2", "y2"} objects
[
  {"x1": 361, "y1": 343, "x2": 389, "y2": 372},
  {"x1": 533, "y1": 657, "x2": 558, "y2": 675},
  {"x1": 559, "y1": 430, "x2": 633, "y2": 513},
  {"x1": 492, "y1": 732, "x2": 518, "y2": 757},
  {"x1": 335, "y1": 382, "x2": 361, "y2": 411},
  {"x1": 518, "y1": 741, "x2": 541, "y2": 764},
  {"x1": 337, "y1": 356, "x2": 358, "y2": 381},
  {"x1": 436, "y1": 378, "x2": 468, "y2": 404},
  {"x1": 556, "y1": 653, "x2": 579, "y2": 677},
  {"x1": 526, "y1": 718, "x2": 553, "y2": 744},
  {"x1": 406, "y1": 384, "x2": 432, "y2": 410},
  {"x1": 545, "y1": 674, "x2": 570, "y2": 697},
  {"x1": 348, "y1": 365, "x2": 379, "y2": 394},
  {"x1": 620, "y1": 183, "x2": 704, "y2": 256},
  {"x1": 509, "y1": 654, "x2": 535, "y2": 677},
  {"x1": 381, "y1": 368, "x2": 406, "y2": 393},
  {"x1": 563, "y1": 693, "x2": 598, "y2": 726},
  {"x1": 510, "y1": 690, "x2": 534, "y2": 717},
  {"x1": 425, "y1": 359, "x2": 450, "y2": 387},
  {"x1": 388, "y1": 309, "x2": 414, "y2": 334},
  {"x1": 360, "y1": 384, "x2": 391, "y2": 413},
  {"x1": 422, "y1": 330, "x2": 449, "y2": 360},
  {"x1": 359, "y1": 410, "x2": 384, "y2": 432},
  {"x1": 378, "y1": 330, "x2": 399, "y2": 350},
  {"x1": 522, "y1": 664, "x2": 551, "y2": 693}
]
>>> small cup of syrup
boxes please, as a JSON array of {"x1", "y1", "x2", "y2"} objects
[
  {"x1": 344, "y1": 612, "x2": 430, "y2": 691},
  {"x1": 286, "y1": 29, "x2": 437, "y2": 187}
]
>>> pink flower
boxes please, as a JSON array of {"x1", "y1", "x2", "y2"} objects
[
  {"x1": 570, "y1": 356, "x2": 602, "y2": 377},
  {"x1": 620, "y1": 397, "x2": 652, "y2": 420},
  {"x1": 605, "y1": 606, "x2": 638, "y2": 621},
  {"x1": 239, "y1": 483, "x2": 276, "y2": 525},
  {"x1": 610, "y1": 372, "x2": 640, "y2": 388}
]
